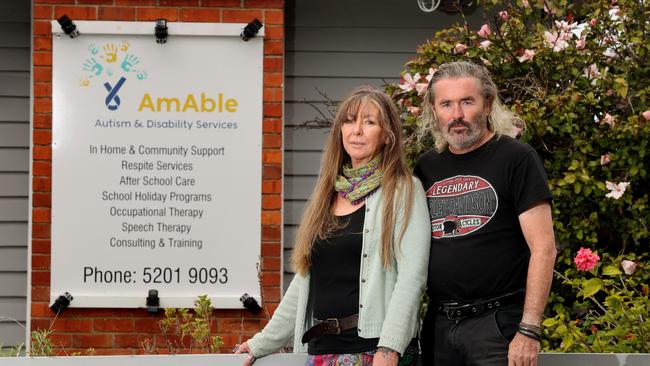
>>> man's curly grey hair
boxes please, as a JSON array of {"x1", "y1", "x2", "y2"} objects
[{"x1": 420, "y1": 61, "x2": 524, "y2": 152}]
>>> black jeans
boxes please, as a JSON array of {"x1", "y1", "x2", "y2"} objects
[{"x1": 420, "y1": 302, "x2": 523, "y2": 366}]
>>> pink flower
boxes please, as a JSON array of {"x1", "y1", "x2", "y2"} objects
[
  {"x1": 499, "y1": 10, "x2": 509, "y2": 21},
  {"x1": 574, "y1": 247, "x2": 600, "y2": 271},
  {"x1": 415, "y1": 83, "x2": 429, "y2": 96},
  {"x1": 425, "y1": 67, "x2": 437, "y2": 83},
  {"x1": 479, "y1": 40, "x2": 492, "y2": 50},
  {"x1": 642, "y1": 110, "x2": 650, "y2": 120},
  {"x1": 590, "y1": 18, "x2": 597, "y2": 27},
  {"x1": 478, "y1": 24, "x2": 492, "y2": 38},
  {"x1": 620, "y1": 260, "x2": 637, "y2": 275},
  {"x1": 544, "y1": 4, "x2": 557, "y2": 14},
  {"x1": 480, "y1": 57, "x2": 492, "y2": 66},
  {"x1": 583, "y1": 64, "x2": 606, "y2": 85},
  {"x1": 544, "y1": 31, "x2": 569, "y2": 51},
  {"x1": 584, "y1": 64, "x2": 600, "y2": 79},
  {"x1": 602, "y1": 113, "x2": 616, "y2": 126},
  {"x1": 600, "y1": 153, "x2": 610, "y2": 165},
  {"x1": 518, "y1": 49, "x2": 536, "y2": 62},
  {"x1": 454, "y1": 43, "x2": 469, "y2": 54},
  {"x1": 605, "y1": 180, "x2": 630, "y2": 199},
  {"x1": 576, "y1": 37, "x2": 586, "y2": 49},
  {"x1": 399, "y1": 72, "x2": 421, "y2": 92},
  {"x1": 407, "y1": 106, "x2": 421, "y2": 116},
  {"x1": 554, "y1": 20, "x2": 578, "y2": 32},
  {"x1": 602, "y1": 48, "x2": 618, "y2": 59},
  {"x1": 509, "y1": 123, "x2": 523, "y2": 138}
]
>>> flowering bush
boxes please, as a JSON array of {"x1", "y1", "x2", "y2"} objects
[
  {"x1": 574, "y1": 247, "x2": 600, "y2": 271},
  {"x1": 543, "y1": 250, "x2": 650, "y2": 352},
  {"x1": 385, "y1": 0, "x2": 650, "y2": 351}
]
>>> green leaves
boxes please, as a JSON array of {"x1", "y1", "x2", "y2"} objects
[
  {"x1": 154, "y1": 295, "x2": 223, "y2": 354},
  {"x1": 390, "y1": 0, "x2": 650, "y2": 353},
  {"x1": 580, "y1": 278, "x2": 603, "y2": 298},
  {"x1": 602, "y1": 265, "x2": 621, "y2": 276}
]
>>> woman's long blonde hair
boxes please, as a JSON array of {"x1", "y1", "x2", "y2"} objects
[{"x1": 291, "y1": 86, "x2": 414, "y2": 275}]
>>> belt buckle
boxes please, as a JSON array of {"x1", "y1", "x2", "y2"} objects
[
  {"x1": 444, "y1": 305, "x2": 465, "y2": 320},
  {"x1": 325, "y1": 318, "x2": 341, "y2": 334}
]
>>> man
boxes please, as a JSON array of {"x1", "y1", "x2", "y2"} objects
[{"x1": 414, "y1": 61, "x2": 557, "y2": 366}]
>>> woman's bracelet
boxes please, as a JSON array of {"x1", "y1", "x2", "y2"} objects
[{"x1": 517, "y1": 322, "x2": 542, "y2": 341}]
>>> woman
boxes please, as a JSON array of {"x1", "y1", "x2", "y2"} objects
[{"x1": 236, "y1": 86, "x2": 430, "y2": 366}]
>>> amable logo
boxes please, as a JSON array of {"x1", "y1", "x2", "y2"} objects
[
  {"x1": 79, "y1": 40, "x2": 147, "y2": 111},
  {"x1": 104, "y1": 77, "x2": 126, "y2": 111}
]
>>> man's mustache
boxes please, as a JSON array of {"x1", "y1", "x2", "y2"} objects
[{"x1": 448, "y1": 119, "x2": 471, "y2": 132}]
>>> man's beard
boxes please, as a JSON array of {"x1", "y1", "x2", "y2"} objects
[{"x1": 441, "y1": 118, "x2": 484, "y2": 150}]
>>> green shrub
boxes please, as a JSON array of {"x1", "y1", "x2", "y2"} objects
[
  {"x1": 143, "y1": 294, "x2": 223, "y2": 354},
  {"x1": 385, "y1": 0, "x2": 649, "y2": 351},
  {"x1": 544, "y1": 250, "x2": 650, "y2": 352}
]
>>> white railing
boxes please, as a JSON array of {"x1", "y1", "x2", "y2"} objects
[{"x1": 1, "y1": 353, "x2": 650, "y2": 366}]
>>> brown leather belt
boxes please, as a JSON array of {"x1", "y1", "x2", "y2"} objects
[{"x1": 301, "y1": 313, "x2": 359, "y2": 343}]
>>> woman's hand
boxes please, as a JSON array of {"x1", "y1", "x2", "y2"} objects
[
  {"x1": 234, "y1": 341, "x2": 257, "y2": 366},
  {"x1": 372, "y1": 347, "x2": 399, "y2": 366}
]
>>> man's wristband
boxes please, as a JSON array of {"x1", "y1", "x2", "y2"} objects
[{"x1": 517, "y1": 322, "x2": 542, "y2": 342}]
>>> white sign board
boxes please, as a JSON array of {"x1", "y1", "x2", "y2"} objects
[{"x1": 50, "y1": 21, "x2": 264, "y2": 308}]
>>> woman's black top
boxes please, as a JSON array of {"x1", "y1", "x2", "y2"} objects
[{"x1": 307, "y1": 205, "x2": 379, "y2": 355}]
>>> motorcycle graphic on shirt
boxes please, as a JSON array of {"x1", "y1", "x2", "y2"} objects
[{"x1": 425, "y1": 175, "x2": 498, "y2": 238}]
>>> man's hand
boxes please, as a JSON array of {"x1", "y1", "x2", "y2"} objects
[
  {"x1": 508, "y1": 332, "x2": 540, "y2": 366},
  {"x1": 373, "y1": 347, "x2": 399, "y2": 366},
  {"x1": 233, "y1": 341, "x2": 256, "y2": 366}
]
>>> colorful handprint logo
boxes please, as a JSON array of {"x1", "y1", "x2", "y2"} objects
[{"x1": 80, "y1": 41, "x2": 147, "y2": 111}]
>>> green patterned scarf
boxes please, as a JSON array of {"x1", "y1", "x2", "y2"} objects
[{"x1": 334, "y1": 154, "x2": 383, "y2": 204}]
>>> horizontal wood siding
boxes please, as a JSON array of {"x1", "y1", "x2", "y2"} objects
[{"x1": 0, "y1": 0, "x2": 29, "y2": 348}]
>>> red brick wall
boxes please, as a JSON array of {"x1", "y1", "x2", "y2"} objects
[{"x1": 31, "y1": 0, "x2": 283, "y2": 355}]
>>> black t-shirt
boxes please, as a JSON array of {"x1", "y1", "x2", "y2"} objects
[
  {"x1": 413, "y1": 135, "x2": 552, "y2": 302},
  {"x1": 308, "y1": 205, "x2": 379, "y2": 355}
]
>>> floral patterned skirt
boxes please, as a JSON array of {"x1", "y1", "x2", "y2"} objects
[
  {"x1": 304, "y1": 352, "x2": 375, "y2": 366},
  {"x1": 304, "y1": 341, "x2": 419, "y2": 366}
]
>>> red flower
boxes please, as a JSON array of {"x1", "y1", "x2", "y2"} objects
[{"x1": 574, "y1": 247, "x2": 600, "y2": 271}]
